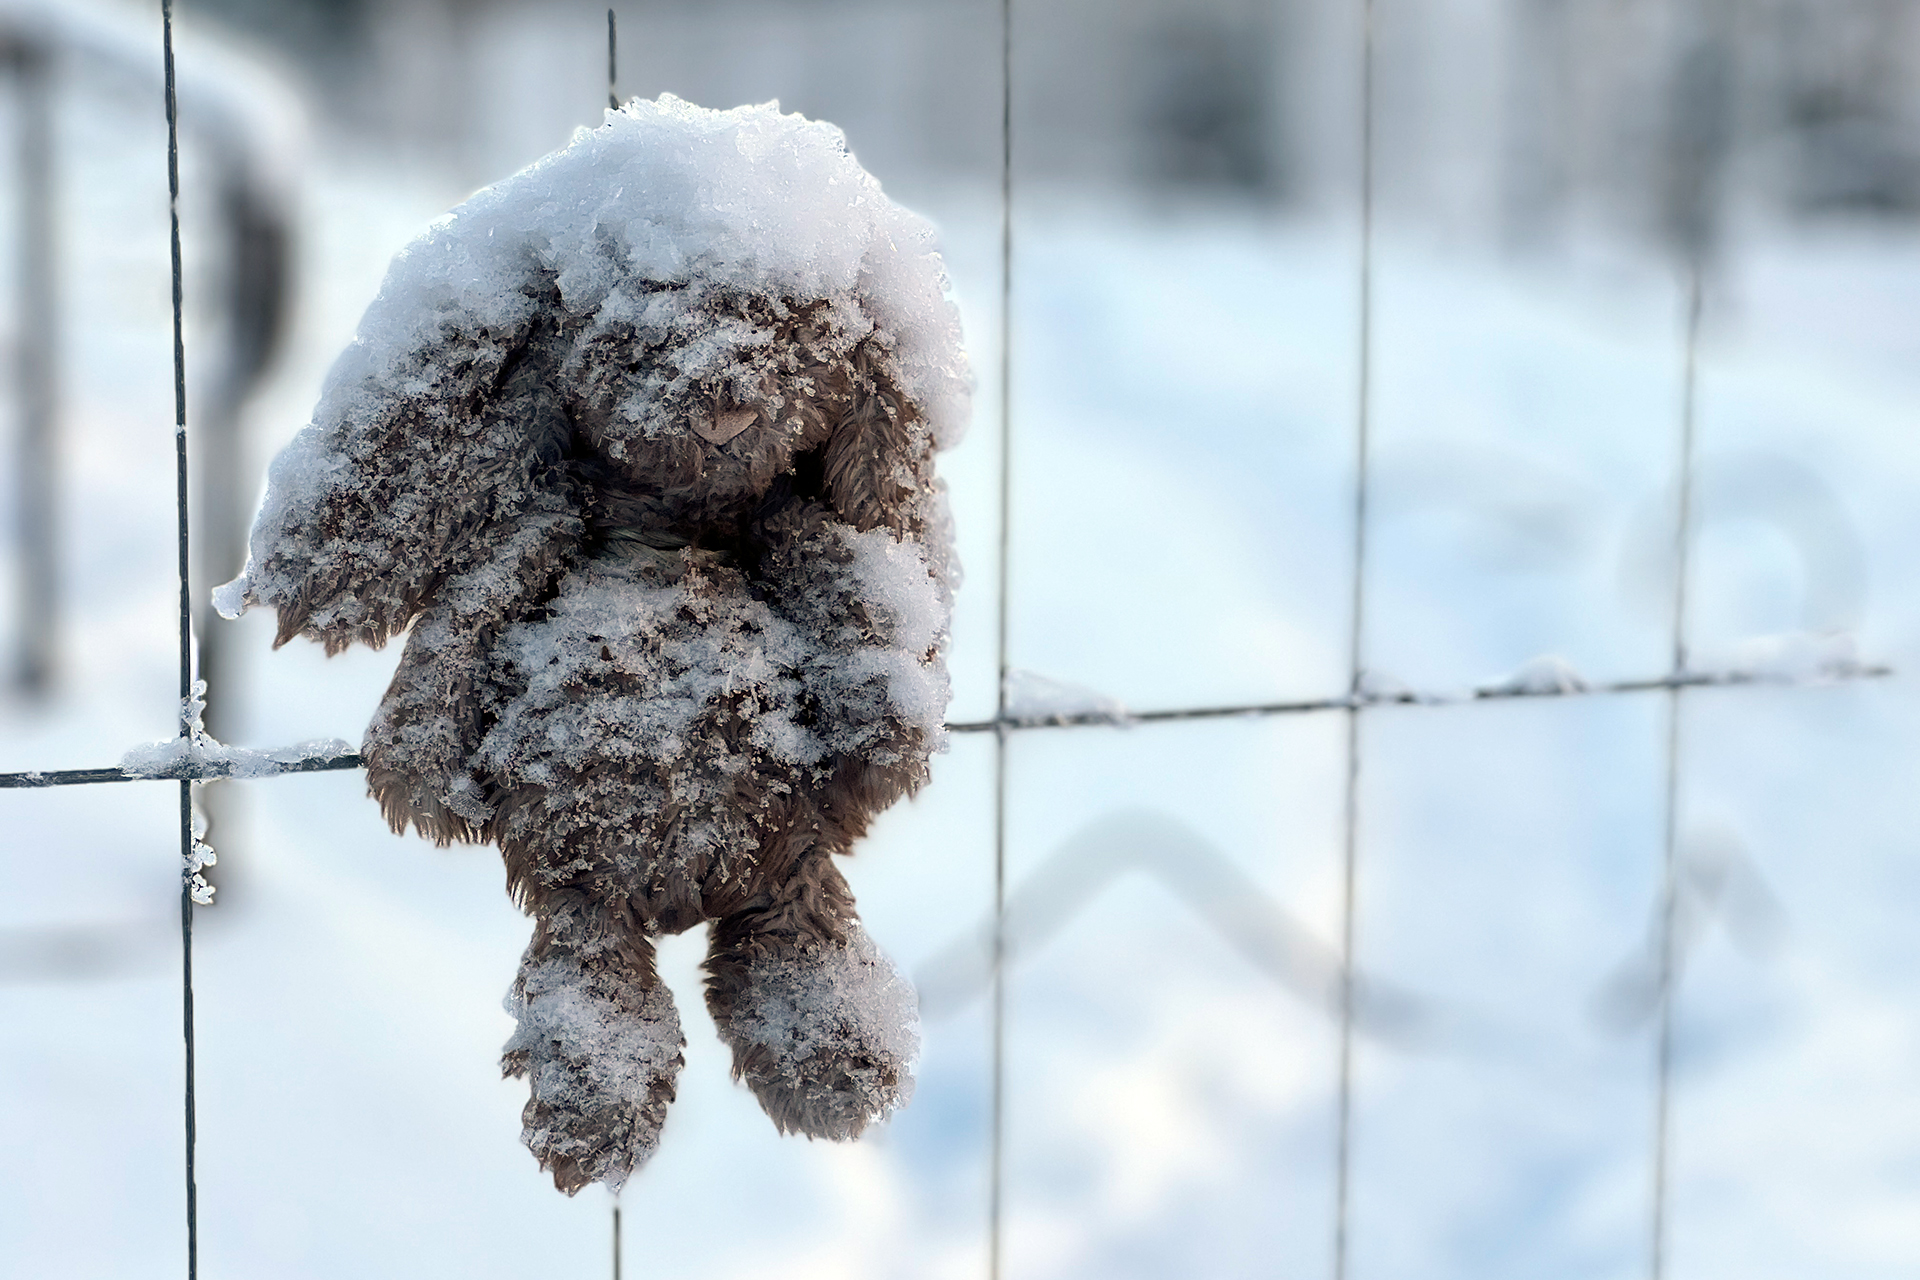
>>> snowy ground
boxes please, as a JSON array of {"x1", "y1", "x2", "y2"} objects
[{"x1": 7, "y1": 20, "x2": 1920, "y2": 1280}]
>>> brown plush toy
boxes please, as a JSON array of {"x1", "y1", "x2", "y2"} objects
[{"x1": 216, "y1": 97, "x2": 969, "y2": 1193}]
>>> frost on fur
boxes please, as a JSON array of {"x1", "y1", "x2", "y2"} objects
[
  {"x1": 219, "y1": 97, "x2": 965, "y2": 1191},
  {"x1": 503, "y1": 899, "x2": 685, "y2": 1195},
  {"x1": 707, "y1": 921, "x2": 920, "y2": 1141}
]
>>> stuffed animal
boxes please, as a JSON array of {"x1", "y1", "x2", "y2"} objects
[{"x1": 215, "y1": 96, "x2": 969, "y2": 1193}]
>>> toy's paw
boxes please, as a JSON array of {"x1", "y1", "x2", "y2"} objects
[
  {"x1": 501, "y1": 947, "x2": 684, "y2": 1194},
  {"x1": 710, "y1": 922, "x2": 920, "y2": 1140}
]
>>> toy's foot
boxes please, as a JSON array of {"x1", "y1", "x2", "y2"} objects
[
  {"x1": 502, "y1": 926, "x2": 684, "y2": 1194},
  {"x1": 707, "y1": 921, "x2": 920, "y2": 1140}
]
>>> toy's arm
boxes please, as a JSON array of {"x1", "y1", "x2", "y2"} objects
[
  {"x1": 361, "y1": 488, "x2": 582, "y2": 843},
  {"x1": 216, "y1": 296, "x2": 579, "y2": 655},
  {"x1": 747, "y1": 372, "x2": 953, "y2": 793}
]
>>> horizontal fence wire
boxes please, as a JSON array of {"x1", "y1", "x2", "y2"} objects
[{"x1": 0, "y1": 663, "x2": 1888, "y2": 790}]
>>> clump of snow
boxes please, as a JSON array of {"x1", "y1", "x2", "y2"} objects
[
  {"x1": 1355, "y1": 668, "x2": 1438, "y2": 705},
  {"x1": 842, "y1": 527, "x2": 945, "y2": 655},
  {"x1": 504, "y1": 957, "x2": 683, "y2": 1104},
  {"x1": 185, "y1": 801, "x2": 216, "y2": 906},
  {"x1": 119, "y1": 680, "x2": 355, "y2": 781},
  {"x1": 1729, "y1": 630, "x2": 1865, "y2": 680},
  {"x1": 210, "y1": 576, "x2": 247, "y2": 622},
  {"x1": 480, "y1": 554, "x2": 825, "y2": 770},
  {"x1": 1479, "y1": 654, "x2": 1588, "y2": 697},
  {"x1": 1002, "y1": 668, "x2": 1132, "y2": 725}
]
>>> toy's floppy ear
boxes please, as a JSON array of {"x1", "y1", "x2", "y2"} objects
[
  {"x1": 820, "y1": 350, "x2": 926, "y2": 538},
  {"x1": 221, "y1": 281, "x2": 579, "y2": 655}
]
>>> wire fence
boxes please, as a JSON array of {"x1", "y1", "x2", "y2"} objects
[{"x1": 0, "y1": 2, "x2": 1896, "y2": 1279}]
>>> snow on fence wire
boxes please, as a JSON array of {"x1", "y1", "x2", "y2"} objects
[{"x1": 0, "y1": 2, "x2": 1896, "y2": 1280}]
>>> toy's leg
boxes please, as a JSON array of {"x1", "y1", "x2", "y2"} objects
[
  {"x1": 703, "y1": 848, "x2": 920, "y2": 1140},
  {"x1": 502, "y1": 894, "x2": 684, "y2": 1194}
]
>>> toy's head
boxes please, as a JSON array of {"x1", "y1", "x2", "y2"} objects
[{"x1": 218, "y1": 95, "x2": 970, "y2": 646}]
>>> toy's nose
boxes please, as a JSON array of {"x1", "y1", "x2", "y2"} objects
[{"x1": 693, "y1": 407, "x2": 757, "y2": 446}]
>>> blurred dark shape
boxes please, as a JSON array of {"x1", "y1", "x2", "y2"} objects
[
  {"x1": 1136, "y1": 10, "x2": 1281, "y2": 197},
  {"x1": 1498, "y1": 0, "x2": 1920, "y2": 253},
  {"x1": 1592, "y1": 823, "x2": 1787, "y2": 1034},
  {"x1": 1501, "y1": 0, "x2": 1572, "y2": 249},
  {"x1": 0, "y1": 10, "x2": 292, "y2": 732},
  {"x1": 1662, "y1": 26, "x2": 1735, "y2": 266},
  {"x1": 0, "y1": 918, "x2": 172, "y2": 983},
  {"x1": 181, "y1": 0, "x2": 1294, "y2": 200},
  {"x1": 183, "y1": 0, "x2": 371, "y2": 88},
  {"x1": 194, "y1": 148, "x2": 292, "y2": 746},
  {"x1": 1788, "y1": 97, "x2": 1920, "y2": 213},
  {"x1": 0, "y1": 8, "x2": 295, "y2": 915},
  {"x1": 1773, "y1": 0, "x2": 1920, "y2": 214},
  {"x1": 160, "y1": 0, "x2": 1920, "y2": 245},
  {"x1": 1618, "y1": 450, "x2": 1870, "y2": 639},
  {"x1": 1, "y1": 30, "x2": 56, "y2": 699},
  {"x1": 916, "y1": 810, "x2": 1430, "y2": 1045}
]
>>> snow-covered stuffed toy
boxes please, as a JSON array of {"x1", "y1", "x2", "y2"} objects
[{"x1": 216, "y1": 96, "x2": 968, "y2": 1193}]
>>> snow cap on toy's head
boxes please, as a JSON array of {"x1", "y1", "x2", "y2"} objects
[
  {"x1": 214, "y1": 95, "x2": 969, "y2": 629},
  {"x1": 350, "y1": 94, "x2": 969, "y2": 448}
]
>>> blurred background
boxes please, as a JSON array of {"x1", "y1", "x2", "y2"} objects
[{"x1": 4, "y1": 0, "x2": 1920, "y2": 1276}]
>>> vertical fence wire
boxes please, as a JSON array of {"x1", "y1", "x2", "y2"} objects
[
  {"x1": 1649, "y1": 263, "x2": 1704, "y2": 1280},
  {"x1": 1332, "y1": 0, "x2": 1377, "y2": 1276},
  {"x1": 11, "y1": 41, "x2": 54, "y2": 697},
  {"x1": 161, "y1": 2, "x2": 198, "y2": 1277},
  {"x1": 988, "y1": 0, "x2": 1014, "y2": 1275},
  {"x1": 605, "y1": 18, "x2": 623, "y2": 1278}
]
